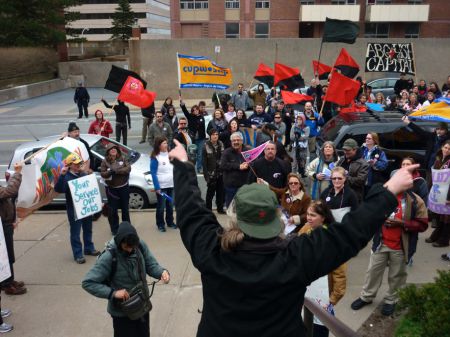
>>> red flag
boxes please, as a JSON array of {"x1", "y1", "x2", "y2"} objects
[
  {"x1": 281, "y1": 91, "x2": 314, "y2": 105},
  {"x1": 333, "y1": 48, "x2": 360, "y2": 78},
  {"x1": 254, "y1": 63, "x2": 274, "y2": 88},
  {"x1": 274, "y1": 63, "x2": 305, "y2": 90},
  {"x1": 324, "y1": 71, "x2": 360, "y2": 106},
  {"x1": 118, "y1": 76, "x2": 156, "y2": 108},
  {"x1": 312, "y1": 60, "x2": 332, "y2": 80}
]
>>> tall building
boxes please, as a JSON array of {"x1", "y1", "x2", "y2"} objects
[
  {"x1": 67, "y1": 0, "x2": 171, "y2": 41},
  {"x1": 170, "y1": 0, "x2": 449, "y2": 39}
]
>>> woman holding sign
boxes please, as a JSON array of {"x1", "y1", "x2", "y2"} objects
[
  {"x1": 426, "y1": 140, "x2": 450, "y2": 247},
  {"x1": 54, "y1": 153, "x2": 100, "y2": 264},
  {"x1": 101, "y1": 144, "x2": 131, "y2": 236}
]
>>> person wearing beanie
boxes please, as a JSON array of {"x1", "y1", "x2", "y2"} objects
[
  {"x1": 169, "y1": 138, "x2": 420, "y2": 337},
  {"x1": 74, "y1": 82, "x2": 90, "y2": 119},
  {"x1": 82, "y1": 221, "x2": 170, "y2": 337}
]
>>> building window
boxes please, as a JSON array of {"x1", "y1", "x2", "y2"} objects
[
  {"x1": 225, "y1": 23, "x2": 239, "y2": 38},
  {"x1": 225, "y1": 0, "x2": 240, "y2": 9},
  {"x1": 180, "y1": 0, "x2": 209, "y2": 10},
  {"x1": 255, "y1": 1, "x2": 270, "y2": 9},
  {"x1": 300, "y1": 0, "x2": 315, "y2": 4},
  {"x1": 332, "y1": 0, "x2": 356, "y2": 4},
  {"x1": 405, "y1": 23, "x2": 420, "y2": 38},
  {"x1": 364, "y1": 23, "x2": 389, "y2": 38},
  {"x1": 255, "y1": 23, "x2": 269, "y2": 38},
  {"x1": 367, "y1": 0, "x2": 391, "y2": 4},
  {"x1": 407, "y1": 0, "x2": 422, "y2": 3}
]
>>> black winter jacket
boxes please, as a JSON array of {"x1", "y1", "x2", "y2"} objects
[
  {"x1": 202, "y1": 140, "x2": 224, "y2": 182},
  {"x1": 180, "y1": 104, "x2": 206, "y2": 140},
  {"x1": 173, "y1": 159, "x2": 397, "y2": 337},
  {"x1": 220, "y1": 146, "x2": 249, "y2": 188}
]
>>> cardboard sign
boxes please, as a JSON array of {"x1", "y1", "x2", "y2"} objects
[
  {"x1": 68, "y1": 174, "x2": 102, "y2": 220},
  {"x1": 428, "y1": 168, "x2": 450, "y2": 215},
  {"x1": 0, "y1": 219, "x2": 11, "y2": 283},
  {"x1": 305, "y1": 275, "x2": 330, "y2": 326},
  {"x1": 365, "y1": 43, "x2": 415, "y2": 75}
]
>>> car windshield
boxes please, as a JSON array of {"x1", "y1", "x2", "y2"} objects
[{"x1": 90, "y1": 138, "x2": 140, "y2": 164}]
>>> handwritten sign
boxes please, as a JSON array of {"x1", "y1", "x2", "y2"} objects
[
  {"x1": 68, "y1": 174, "x2": 102, "y2": 220},
  {"x1": 305, "y1": 275, "x2": 330, "y2": 326},
  {"x1": 365, "y1": 43, "x2": 415, "y2": 75},
  {"x1": 0, "y1": 219, "x2": 11, "y2": 283},
  {"x1": 428, "y1": 168, "x2": 450, "y2": 215}
]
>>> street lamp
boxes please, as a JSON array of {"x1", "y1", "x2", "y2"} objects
[{"x1": 81, "y1": 28, "x2": 89, "y2": 56}]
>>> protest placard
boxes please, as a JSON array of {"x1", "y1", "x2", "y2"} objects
[
  {"x1": 0, "y1": 219, "x2": 11, "y2": 283},
  {"x1": 68, "y1": 174, "x2": 102, "y2": 220},
  {"x1": 428, "y1": 168, "x2": 450, "y2": 215},
  {"x1": 365, "y1": 43, "x2": 415, "y2": 75}
]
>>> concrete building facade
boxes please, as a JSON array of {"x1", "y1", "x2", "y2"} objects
[
  {"x1": 67, "y1": 0, "x2": 171, "y2": 41},
  {"x1": 170, "y1": 0, "x2": 450, "y2": 39}
]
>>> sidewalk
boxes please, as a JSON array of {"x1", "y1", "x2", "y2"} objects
[{"x1": 5, "y1": 210, "x2": 449, "y2": 337}]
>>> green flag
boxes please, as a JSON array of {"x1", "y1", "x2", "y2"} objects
[{"x1": 322, "y1": 17, "x2": 359, "y2": 44}]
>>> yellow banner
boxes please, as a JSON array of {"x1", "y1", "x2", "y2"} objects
[{"x1": 177, "y1": 53, "x2": 232, "y2": 89}]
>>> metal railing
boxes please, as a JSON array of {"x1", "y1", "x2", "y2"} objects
[{"x1": 303, "y1": 298, "x2": 361, "y2": 337}]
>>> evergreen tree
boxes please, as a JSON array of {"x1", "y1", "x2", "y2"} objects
[
  {"x1": 0, "y1": 0, "x2": 81, "y2": 47},
  {"x1": 110, "y1": 0, "x2": 136, "y2": 41}
]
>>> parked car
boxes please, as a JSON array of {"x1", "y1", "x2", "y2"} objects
[
  {"x1": 318, "y1": 111, "x2": 438, "y2": 176},
  {"x1": 6, "y1": 135, "x2": 156, "y2": 209},
  {"x1": 367, "y1": 77, "x2": 398, "y2": 98}
]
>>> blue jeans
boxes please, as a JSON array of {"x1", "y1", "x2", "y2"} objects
[
  {"x1": 195, "y1": 138, "x2": 205, "y2": 171},
  {"x1": 224, "y1": 186, "x2": 239, "y2": 208},
  {"x1": 106, "y1": 185, "x2": 130, "y2": 235},
  {"x1": 156, "y1": 188, "x2": 174, "y2": 229},
  {"x1": 67, "y1": 207, "x2": 95, "y2": 259}
]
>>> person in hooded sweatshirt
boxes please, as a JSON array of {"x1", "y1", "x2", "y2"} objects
[
  {"x1": 88, "y1": 109, "x2": 113, "y2": 138},
  {"x1": 82, "y1": 221, "x2": 170, "y2": 337},
  {"x1": 101, "y1": 144, "x2": 131, "y2": 235}
]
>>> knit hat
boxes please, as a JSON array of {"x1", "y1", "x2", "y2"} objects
[
  {"x1": 436, "y1": 122, "x2": 448, "y2": 131},
  {"x1": 235, "y1": 183, "x2": 282, "y2": 239},
  {"x1": 68, "y1": 122, "x2": 80, "y2": 132},
  {"x1": 342, "y1": 138, "x2": 359, "y2": 150}
]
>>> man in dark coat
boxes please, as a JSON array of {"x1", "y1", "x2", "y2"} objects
[
  {"x1": 74, "y1": 82, "x2": 90, "y2": 119},
  {"x1": 169, "y1": 138, "x2": 417, "y2": 337},
  {"x1": 101, "y1": 99, "x2": 131, "y2": 145},
  {"x1": 0, "y1": 163, "x2": 27, "y2": 295}
]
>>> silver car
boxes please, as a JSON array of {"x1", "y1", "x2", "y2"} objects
[{"x1": 6, "y1": 135, "x2": 156, "y2": 209}]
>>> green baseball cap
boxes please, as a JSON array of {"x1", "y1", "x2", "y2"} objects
[
  {"x1": 235, "y1": 183, "x2": 282, "y2": 239},
  {"x1": 342, "y1": 138, "x2": 358, "y2": 150}
]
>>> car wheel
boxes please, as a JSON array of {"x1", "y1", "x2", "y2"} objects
[{"x1": 129, "y1": 187, "x2": 149, "y2": 209}]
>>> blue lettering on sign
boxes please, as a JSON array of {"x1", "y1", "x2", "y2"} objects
[{"x1": 182, "y1": 66, "x2": 228, "y2": 77}]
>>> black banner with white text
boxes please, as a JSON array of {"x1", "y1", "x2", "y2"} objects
[{"x1": 365, "y1": 43, "x2": 415, "y2": 75}]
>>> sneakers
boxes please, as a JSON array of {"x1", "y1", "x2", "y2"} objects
[
  {"x1": 167, "y1": 223, "x2": 178, "y2": 229},
  {"x1": 85, "y1": 250, "x2": 101, "y2": 256},
  {"x1": 441, "y1": 253, "x2": 450, "y2": 261},
  {"x1": 350, "y1": 298, "x2": 372, "y2": 310},
  {"x1": 139, "y1": 140, "x2": 146, "y2": 144},
  {"x1": 381, "y1": 303, "x2": 396, "y2": 316},
  {"x1": 157, "y1": 226, "x2": 166, "y2": 232},
  {"x1": 0, "y1": 323, "x2": 13, "y2": 333},
  {"x1": 1, "y1": 310, "x2": 11, "y2": 318},
  {"x1": 75, "y1": 257, "x2": 86, "y2": 264},
  {"x1": 3, "y1": 284, "x2": 27, "y2": 296}
]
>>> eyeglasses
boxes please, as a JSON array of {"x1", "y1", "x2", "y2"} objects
[
  {"x1": 289, "y1": 181, "x2": 299, "y2": 185},
  {"x1": 274, "y1": 116, "x2": 281, "y2": 119},
  {"x1": 331, "y1": 177, "x2": 344, "y2": 181}
]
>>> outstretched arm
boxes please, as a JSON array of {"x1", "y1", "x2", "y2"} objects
[{"x1": 170, "y1": 140, "x2": 221, "y2": 271}]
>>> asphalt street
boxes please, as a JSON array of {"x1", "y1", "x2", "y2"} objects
[{"x1": 0, "y1": 89, "x2": 210, "y2": 199}]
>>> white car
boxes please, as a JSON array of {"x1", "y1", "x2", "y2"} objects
[{"x1": 6, "y1": 135, "x2": 156, "y2": 209}]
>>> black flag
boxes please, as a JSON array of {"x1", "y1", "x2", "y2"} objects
[
  {"x1": 104, "y1": 65, "x2": 147, "y2": 93},
  {"x1": 322, "y1": 18, "x2": 359, "y2": 44}
]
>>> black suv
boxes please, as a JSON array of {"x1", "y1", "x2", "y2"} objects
[{"x1": 318, "y1": 111, "x2": 438, "y2": 176}]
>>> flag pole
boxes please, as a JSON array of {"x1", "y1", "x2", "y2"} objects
[
  {"x1": 247, "y1": 79, "x2": 255, "y2": 91},
  {"x1": 316, "y1": 40, "x2": 324, "y2": 78},
  {"x1": 20, "y1": 135, "x2": 65, "y2": 164},
  {"x1": 318, "y1": 99, "x2": 326, "y2": 117}
]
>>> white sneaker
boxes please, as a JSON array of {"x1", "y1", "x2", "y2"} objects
[
  {"x1": 0, "y1": 310, "x2": 11, "y2": 318},
  {"x1": 0, "y1": 323, "x2": 13, "y2": 333}
]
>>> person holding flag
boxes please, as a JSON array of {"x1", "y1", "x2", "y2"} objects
[{"x1": 101, "y1": 99, "x2": 131, "y2": 146}]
